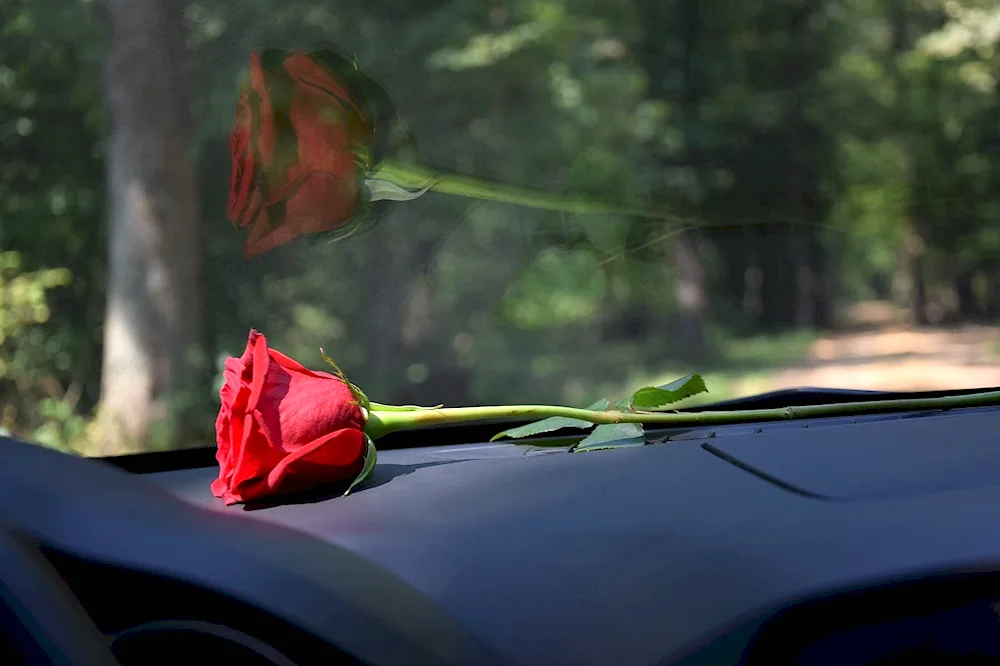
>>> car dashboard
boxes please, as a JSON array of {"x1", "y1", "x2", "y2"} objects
[{"x1": 3, "y1": 395, "x2": 1000, "y2": 665}]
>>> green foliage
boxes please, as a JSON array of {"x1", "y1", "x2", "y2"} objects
[
  {"x1": 0, "y1": 251, "x2": 83, "y2": 450},
  {"x1": 0, "y1": 252, "x2": 72, "y2": 344},
  {"x1": 1, "y1": 0, "x2": 106, "y2": 449},
  {"x1": 500, "y1": 247, "x2": 606, "y2": 329},
  {"x1": 30, "y1": 396, "x2": 89, "y2": 452}
]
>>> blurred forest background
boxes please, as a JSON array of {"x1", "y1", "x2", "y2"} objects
[{"x1": 3, "y1": 0, "x2": 1000, "y2": 454}]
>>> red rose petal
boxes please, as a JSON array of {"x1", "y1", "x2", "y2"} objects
[
  {"x1": 265, "y1": 427, "x2": 366, "y2": 497},
  {"x1": 248, "y1": 53, "x2": 275, "y2": 167}
]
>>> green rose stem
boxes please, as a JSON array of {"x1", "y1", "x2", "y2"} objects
[
  {"x1": 363, "y1": 389, "x2": 1000, "y2": 442},
  {"x1": 369, "y1": 160, "x2": 680, "y2": 221},
  {"x1": 365, "y1": 161, "x2": 853, "y2": 266}
]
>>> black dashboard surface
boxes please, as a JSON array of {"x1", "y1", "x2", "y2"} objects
[{"x1": 5, "y1": 405, "x2": 1000, "y2": 665}]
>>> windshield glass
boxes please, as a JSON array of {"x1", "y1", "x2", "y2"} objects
[{"x1": 3, "y1": 0, "x2": 1000, "y2": 455}]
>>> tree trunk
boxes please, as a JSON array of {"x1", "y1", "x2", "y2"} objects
[
  {"x1": 888, "y1": 0, "x2": 927, "y2": 327},
  {"x1": 905, "y1": 228, "x2": 929, "y2": 325},
  {"x1": 986, "y1": 268, "x2": 1000, "y2": 320},
  {"x1": 633, "y1": 0, "x2": 709, "y2": 358},
  {"x1": 955, "y1": 269, "x2": 977, "y2": 320},
  {"x1": 365, "y1": 224, "x2": 407, "y2": 402},
  {"x1": 787, "y1": 3, "x2": 818, "y2": 330},
  {"x1": 95, "y1": 0, "x2": 204, "y2": 454},
  {"x1": 672, "y1": 232, "x2": 705, "y2": 357},
  {"x1": 364, "y1": 205, "x2": 451, "y2": 403}
]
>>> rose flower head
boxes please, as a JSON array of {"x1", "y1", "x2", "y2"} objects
[{"x1": 227, "y1": 48, "x2": 401, "y2": 258}]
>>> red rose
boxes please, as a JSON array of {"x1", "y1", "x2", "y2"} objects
[
  {"x1": 211, "y1": 329, "x2": 367, "y2": 505},
  {"x1": 226, "y1": 49, "x2": 391, "y2": 258}
]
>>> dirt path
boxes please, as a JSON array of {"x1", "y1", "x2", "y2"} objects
[{"x1": 761, "y1": 324, "x2": 1000, "y2": 393}]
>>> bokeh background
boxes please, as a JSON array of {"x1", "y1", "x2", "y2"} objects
[{"x1": 3, "y1": 0, "x2": 1000, "y2": 454}]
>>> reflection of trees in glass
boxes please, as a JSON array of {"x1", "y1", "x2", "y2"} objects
[{"x1": 3, "y1": 0, "x2": 1000, "y2": 451}]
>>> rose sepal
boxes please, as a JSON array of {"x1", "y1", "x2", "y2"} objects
[
  {"x1": 363, "y1": 178, "x2": 433, "y2": 203},
  {"x1": 320, "y1": 348, "x2": 370, "y2": 412},
  {"x1": 343, "y1": 434, "x2": 377, "y2": 497}
]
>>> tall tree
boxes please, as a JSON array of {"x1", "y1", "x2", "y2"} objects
[
  {"x1": 637, "y1": 0, "x2": 707, "y2": 359},
  {"x1": 887, "y1": 0, "x2": 929, "y2": 325},
  {"x1": 95, "y1": 0, "x2": 204, "y2": 453},
  {"x1": 783, "y1": 0, "x2": 838, "y2": 329}
]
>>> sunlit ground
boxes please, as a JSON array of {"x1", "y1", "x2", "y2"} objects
[
  {"x1": 650, "y1": 302, "x2": 1000, "y2": 405},
  {"x1": 465, "y1": 301, "x2": 1000, "y2": 410}
]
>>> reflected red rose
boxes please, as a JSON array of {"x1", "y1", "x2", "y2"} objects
[
  {"x1": 211, "y1": 329, "x2": 367, "y2": 505},
  {"x1": 226, "y1": 49, "x2": 392, "y2": 258}
]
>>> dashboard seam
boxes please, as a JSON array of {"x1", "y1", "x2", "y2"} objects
[{"x1": 701, "y1": 442, "x2": 829, "y2": 499}]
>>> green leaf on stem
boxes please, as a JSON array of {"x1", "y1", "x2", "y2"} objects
[
  {"x1": 344, "y1": 435, "x2": 377, "y2": 497},
  {"x1": 490, "y1": 398, "x2": 609, "y2": 441},
  {"x1": 369, "y1": 402, "x2": 443, "y2": 412},
  {"x1": 629, "y1": 374, "x2": 707, "y2": 411},
  {"x1": 364, "y1": 178, "x2": 433, "y2": 202},
  {"x1": 573, "y1": 423, "x2": 646, "y2": 452}
]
